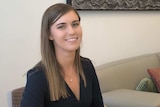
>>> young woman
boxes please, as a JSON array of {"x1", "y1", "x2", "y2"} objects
[{"x1": 20, "y1": 3, "x2": 104, "y2": 107}]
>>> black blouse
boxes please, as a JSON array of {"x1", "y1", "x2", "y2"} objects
[{"x1": 20, "y1": 57, "x2": 104, "y2": 107}]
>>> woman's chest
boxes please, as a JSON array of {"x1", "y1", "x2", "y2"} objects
[{"x1": 46, "y1": 78, "x2": 93, "y2": 107}]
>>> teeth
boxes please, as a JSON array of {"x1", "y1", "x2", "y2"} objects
[{"x1": 66, "y1": 37, "x2": 77, "y2": 42}]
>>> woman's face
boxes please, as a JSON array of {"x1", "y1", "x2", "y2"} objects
[{"x1": 49, "y1": 10, "x2": 82, "y2": 53}]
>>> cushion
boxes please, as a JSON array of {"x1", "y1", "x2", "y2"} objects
[
  {"x1": 103, "y1": 89, "x2": 160, "y2": 107},
  {"x1": 136, "y1": 77, "x2": 158, "y2": 92},
  {"x1": 147, "y1": 68, "x2": 160, "y2": 92}
]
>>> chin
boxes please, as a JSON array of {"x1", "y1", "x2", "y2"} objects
[{"x1": 67, "y1": 46, "x2": 80, "y2": 52}]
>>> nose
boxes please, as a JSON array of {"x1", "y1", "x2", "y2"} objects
[{"x1": 68, "y1": 25, "x2": 75, "y2": 35}]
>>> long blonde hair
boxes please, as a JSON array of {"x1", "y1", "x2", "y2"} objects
[{"x1": 40, "y1": 3, "x2": 86, "y2": 101}]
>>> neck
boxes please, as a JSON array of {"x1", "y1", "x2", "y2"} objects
[{"x1": 56, "y1": 50, "x2": 76, "y2": 74}]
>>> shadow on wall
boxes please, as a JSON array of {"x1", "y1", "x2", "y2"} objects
[{"x1": 7, "y1": 91, "x2": 12, "y2": 107}]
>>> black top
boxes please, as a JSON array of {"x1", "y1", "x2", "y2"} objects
[{"x1": 20, "y1": 57, "x2": 104, "y2": 107}]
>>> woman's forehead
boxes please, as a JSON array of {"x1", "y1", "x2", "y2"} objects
[{"x1": 53, "y1": 11, "x2": 79, "y2": 25}]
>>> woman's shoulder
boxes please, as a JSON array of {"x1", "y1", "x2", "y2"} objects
[
  {"x1": 81, "y1": 56, "x2": 93, "y2": 66},
  {"x1": 80, "y1": 56, "x2": 91, "y2": 63},
  {"x1": 27, "y1": 61, "x2": 46, "y2": 80},
  {"x1": 80, "y1": 56, "x2": 95, "y2": 70}
]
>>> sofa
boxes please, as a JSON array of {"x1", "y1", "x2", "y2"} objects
[{"x1": 95, "y1": 52, "x2": 160, "y2": 107}]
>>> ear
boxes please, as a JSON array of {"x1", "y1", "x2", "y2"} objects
[{"x1": 49, "y1": 35, "x2": 54, "y2": 40}]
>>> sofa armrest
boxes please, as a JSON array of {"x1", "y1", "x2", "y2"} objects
[{"x1": 103, "y1": 89, "x2": 160, "y2": 107}]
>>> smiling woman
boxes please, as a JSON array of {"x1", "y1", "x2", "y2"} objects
[
  {"x1": 49, "y1": 10, "x2": 82, "y2": 52},
  {"x1": 20, "y1": 3, "x2": 104, "y2": 107}
]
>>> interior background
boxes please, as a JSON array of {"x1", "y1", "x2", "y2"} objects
[{"x1": 1, "y1": 0, "x2": 160, "y2": 106}]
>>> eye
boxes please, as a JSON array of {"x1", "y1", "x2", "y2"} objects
[
  {"x1": 57, "y1": 25, "x2": 66, "y2": 29},
  {"x1": 72, "y1": 22, "x2": 79, "y2": 28}
]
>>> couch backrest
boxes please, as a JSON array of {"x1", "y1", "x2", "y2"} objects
[{"x1": 96, "y1": 53, "x2": 160, "y2": 93}]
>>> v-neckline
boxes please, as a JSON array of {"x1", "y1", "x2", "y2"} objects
[{"x1": 65, "y1": 76, "x2": 81, "y2": 102}]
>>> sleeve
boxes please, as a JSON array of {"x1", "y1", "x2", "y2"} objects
[
  {"x1": 89, "y1": 60, "x2": 104, "y2": 107},
  {"x1": 20, "y1": 68, "x2": 48, "y2": 107}
]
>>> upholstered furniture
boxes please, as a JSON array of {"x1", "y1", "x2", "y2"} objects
[
  {"x1": 96, "y1": 52, "x2": 160, "y2": 107},
  {"x1": 12, "y1": 87, "x2": 24, "y2": 107}
]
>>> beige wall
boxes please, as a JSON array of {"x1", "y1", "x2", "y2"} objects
[
  {"x1": 80, "y1": 11, "x2": 160, "y2": 65},
  {"x1": 1, "y1": 0, "x2": 160, "y2": 107}
]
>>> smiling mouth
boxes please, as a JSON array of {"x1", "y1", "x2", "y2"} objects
[{"x1": 65, "y1": 37, "x2": 78, "y2": 42}]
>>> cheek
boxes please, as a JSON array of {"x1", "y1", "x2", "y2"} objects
[
  {"x1": 78, "y1": 27, "x2": 82, "y2": 37},
  {"x1": 49, "y1": 27, "x2": 57, "y2": 40},
  {"x1": 49, "y1": 31, "x2": 64, "y2": 42}
]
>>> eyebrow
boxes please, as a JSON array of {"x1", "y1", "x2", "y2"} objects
[
  {"x1": 73, "y1": 20, "x2": 80, "y2": 23},
  {"x1": 55, "y1": 23, "x2": 66, "y2": 27},
  {"x1": 55, "y1": 20, "x2": 80, "y2": 27}
]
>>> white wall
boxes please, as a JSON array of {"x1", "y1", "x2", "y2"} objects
[{"x1": 0, "y1": 0, "x2": 160, "y2": 107}]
